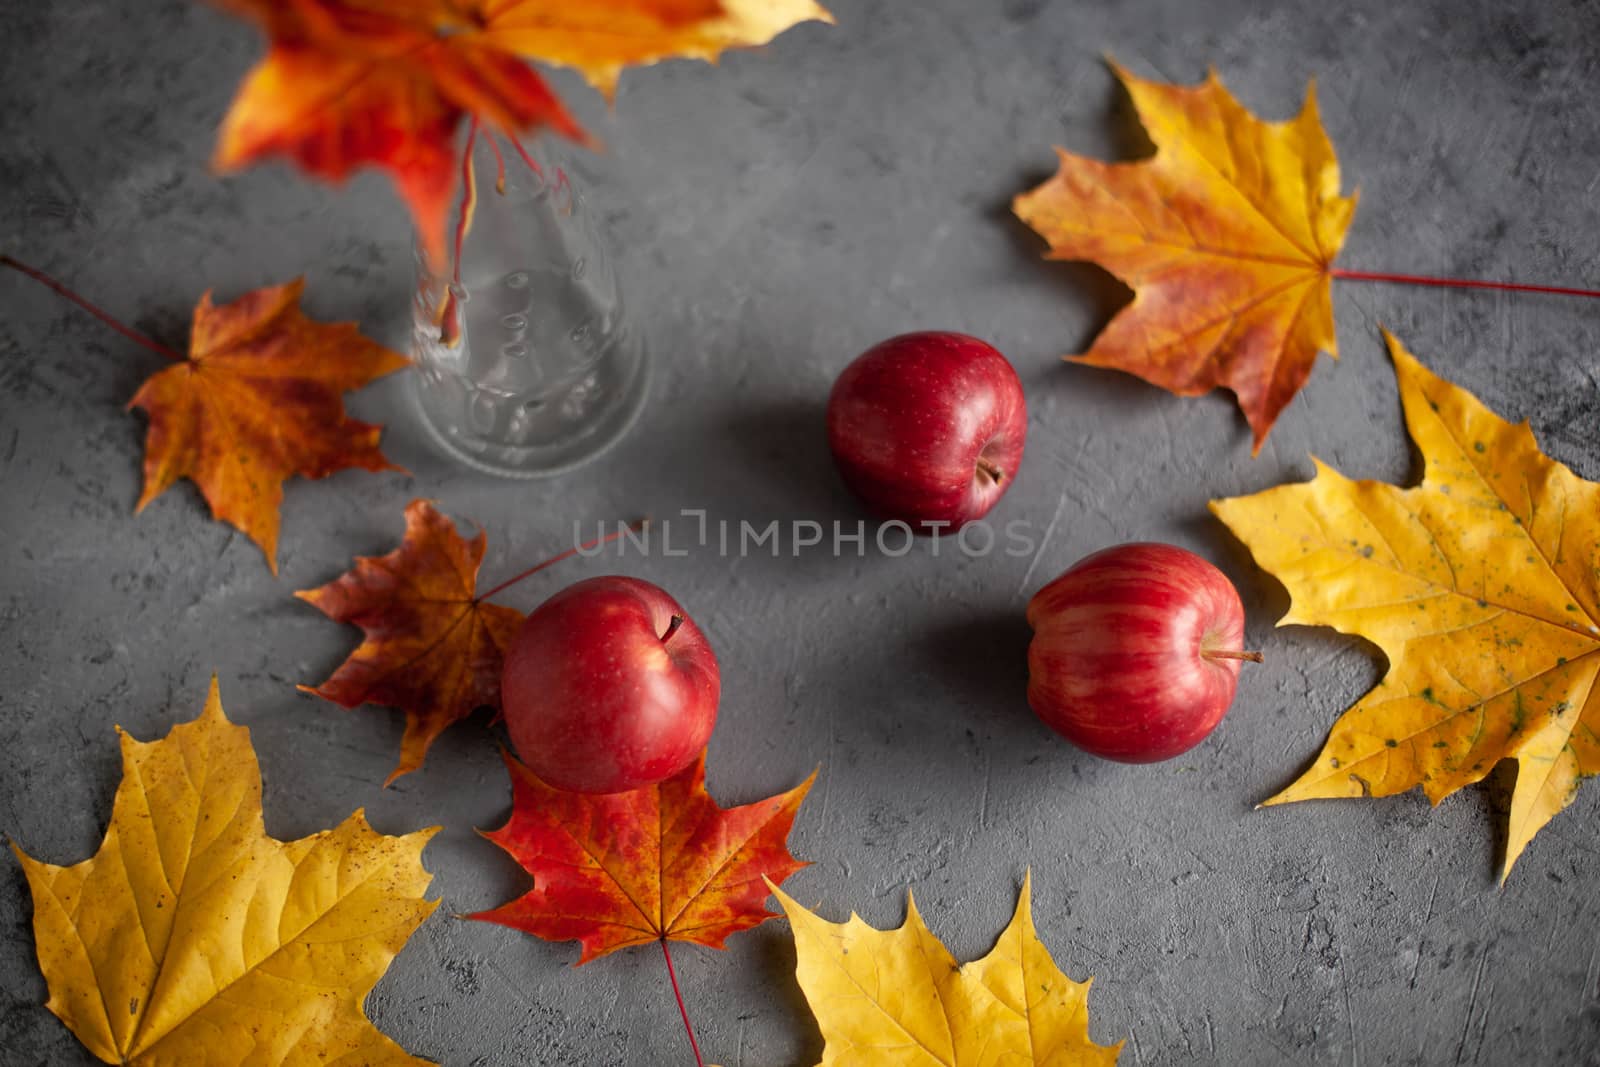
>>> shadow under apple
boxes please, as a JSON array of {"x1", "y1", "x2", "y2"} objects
[
  {"x1": 718, "y1": 398, "x2": 861, "y2": 527},
  {"x1": 912, "y1": 610, "x2": 1118, "y2": 785}
]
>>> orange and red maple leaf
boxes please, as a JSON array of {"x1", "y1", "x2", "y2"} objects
[
  {"x1": 1015, "y1": 63, "x2": 1356, "y2": 450},
  {"x1": 214, "y1": 0, "x2": 583, "y2": 267},
  {"x1": 473, "y1": 0, "x2": 835, "y2": 97},
  {"x1": 472, "y1": 750, "x2": 814, "y2": 963},
  {"x1": 213, "y1": 0, "x2": 832, "y2": 264},
  {"x1": 129, "y1": 278, "x2": 408, "y2": 573},
  {"x1": 297, "y1": 498, "x2": 525, "y2": 783}
]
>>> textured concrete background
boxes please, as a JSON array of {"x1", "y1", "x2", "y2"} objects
[{"x1": 3, "y1": 1, "x2": 1600, "y2": 1064}]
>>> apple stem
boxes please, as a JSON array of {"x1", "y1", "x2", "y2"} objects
[
  {"x1": 1204, "y1": 649, "x2": 1264, "y2": 663},
  {"x1": 662, "y1": 614, "x2": 685, "y2": 645},
  {"x1": 660, "y1": 939, "x2": 706, "y2": 1067},
  {"x1": 1, "y1": 253, "x2": 185, "y2": 362},
  {"x1": 976, "y1": 458, "x2": 1005, "y2": 484},
  {"x1": 475, "y1": 518, "x2": 646, "y2": 602}
]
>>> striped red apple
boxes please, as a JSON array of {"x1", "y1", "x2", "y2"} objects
[{"x1": 1026, "y1": 542, "x2": 1259, "y2": 762}]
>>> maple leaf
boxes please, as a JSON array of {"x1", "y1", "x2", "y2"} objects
[
  {"x1": 470, "y1": 749, "x2": 815, "y2": 963},
  {"x1": 1014, "y1": 62, "x2": 1356, "y2": 451},
  {"x1": 11, "y1": 678, "x2": 440, "y2": 1065},
  {"x1": 1212, "y1": 331, "x2": 1600, "y2": 880},
  {"x1": 474, "y1": 0, "x2": 835, "y2": 97},
  {"x1": 213, "y1": 0, "x2": 584, "y2": 265},
  {"x1": 770, "y1": 874, "x2": 1123, "y2": 1065},
  {"x1": 298, "y1": 498, "x2": 526, "y2": 784},
  {"x1": 128, "y1": 278, "x2": 408, "y2": 574}
]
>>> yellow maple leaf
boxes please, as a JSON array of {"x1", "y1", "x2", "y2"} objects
[
  {"x1": 1212, "y1": 331, "x2": 1600, "y2": 880},
  {"x1": 1014, "y1": 62, "x2": 1356, "y2": 451},
  {"x1": 11, "y1": 679, "x2": 440, "y2": 1065},
  {"x1": 474, "y1": 0, "x2": 835, "y2": 97},
  {"x1": 770, "y1": 874, "x2": 1123, "y2": 1065}
]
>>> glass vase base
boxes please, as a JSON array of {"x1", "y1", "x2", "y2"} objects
[{"x1": 407, "y1": 347, "x2": 649, "y2": 480}]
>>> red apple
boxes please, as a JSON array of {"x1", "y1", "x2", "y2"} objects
[
  {"x1": 827, "y1": 331, "x2": 1026, "y2": 530},
  {"x1": 1026, "y1": 542, "x2": 1258, "y2": 763},
  {"x1": 501, "y1": 576, "x2": 720, "y2": 793}
]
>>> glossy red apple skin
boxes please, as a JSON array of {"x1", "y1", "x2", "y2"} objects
[
  {"x1": 1026, "y1": 543, "x2": 1250, "y2": 763},
  {"x1": 501, "y1": 576, "x2": 720, "y2": 794},
  {"x1": 827, "y1": 331, "x2": 1026, "y2": 531}
]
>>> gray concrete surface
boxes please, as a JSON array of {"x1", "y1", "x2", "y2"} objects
[{"x1": 4, "y1": 1, "x2": 1600, "y2": 1063}]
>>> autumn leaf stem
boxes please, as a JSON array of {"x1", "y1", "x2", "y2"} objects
[
  {"x1": 454, "y1": 118, "x2": 480, "y2": 295},
  {"x1": 0, "y1": 254, "x2": 184, "y2": 362},
  {"x1": 486, "y1": 133, "x2": 508, "y2": 195},
  {"x1": 438, "y1": 122, "x2": 482, "y2": 347},
  {"x1": 1329, "y1": 268, "x2": 1600, "y2": 300},
  {"x1": 476, "y1": 519, "x2": 647, "y2": 602},
  {"x1": 660, "y1": 939, "x2": 706, "y2": 1067},
  {"x1": 436, "y1": 124, "x2": 481, "y2": 347},
  {"x1": 506, "y1": 133, "x2": 545, "y2": 181},
  {"x1": 506, "y1": 134, "x2": 574, "y2": 207}
]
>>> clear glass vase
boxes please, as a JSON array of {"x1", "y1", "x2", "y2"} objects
[{"x1": 410, "y1": 136, "x2": 647, "y2": 478}]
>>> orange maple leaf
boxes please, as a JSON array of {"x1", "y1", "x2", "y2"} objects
[
  {"x1": 471, "y1": 749, "x2": 815, "y2": 964},
  {"x1": 474, "y1": 0, "x2": 835, "y2": 97},
  {"x1": 1014, "y1": 62, "x2": 1357, "y2": 451},
  {"x1": 213, "y1": 0, "x2": 583, "y2": 266},
  {"x1": 297, "y1": 498, "x2": 526, "y2": 784},
  {"x1": 128, "y1": 278, "x2": 407, "y2": 574}
]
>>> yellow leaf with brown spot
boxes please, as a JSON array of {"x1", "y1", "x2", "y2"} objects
[
  {"x1": 475, "y1": 0, "x2": 834, "y2": 97},
  {"x1": 1212, "y1": 331, "x2": 1600, "y2": 880},
  {"x1": 129, "y1": 278, "x2": 409, "y2": 573},
  {"x1": 12, "y1": 679, "x2": 440, "y2": 1065},
  {"x1": 1014, "y1": 63, "x2": 1356, "y2": 451},
  {"x1": 771, "y1": 874, "x2": 1123, "y2": 1065}
]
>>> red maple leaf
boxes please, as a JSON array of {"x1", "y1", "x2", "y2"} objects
[
  {"x1": 471, "y1": 749, "x2": 815, "y2": 964},
  {"x1": 297, "y1": 498, "x2": 525, "y2": 783},
  {"x1": 213, "y1": 0, "x2": 583, "y2": 266}
]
